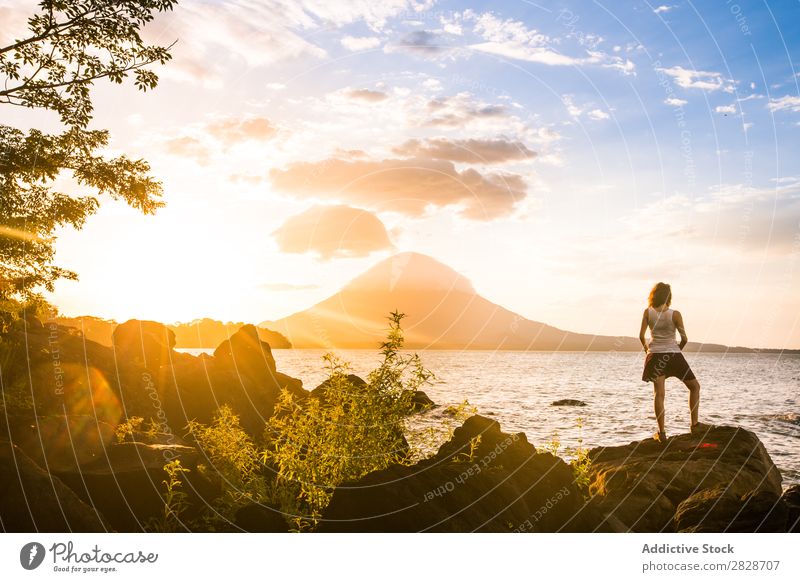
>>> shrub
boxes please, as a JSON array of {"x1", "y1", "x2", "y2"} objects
[
  {"x1": 263, "y1": 311, "x2": 433, "y2": 529},
  {"x1": 187, "y1": 405, "x2": 265, "y2": 522},
  {"x1": 115, "y1": 416, "x2": 144, "y2": 443},
  {"x1": 147, "y1": 459, "x2": 190, "y2": 533}
]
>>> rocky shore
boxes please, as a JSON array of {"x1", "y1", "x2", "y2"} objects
[{"x1": 1, "y1": 317, "x2": 797, "y2": 533}]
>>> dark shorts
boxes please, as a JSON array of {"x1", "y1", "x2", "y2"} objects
[{"x1": 642, "y1": 352, "x2": 696, "y2": 383}]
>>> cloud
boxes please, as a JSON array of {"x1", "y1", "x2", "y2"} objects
[
  {"x1": 272, "y1": 205, "x2": 393, "y2": 259},
  {"x1": 465, "y1": 12, "x2": 635, "y2": 74},
  {"x1": 147, "y1": 1, "x2": 325, "y2": 84},
  {"x1": 714, "y1": 104, "x2": 737, "y2": 114},
  {"x1": 346, "y1": 88, "x2": 389, "y2": 102},
  {"x1": 161, "y1": 115, "x2": 278, "y2": 162},
  {"x1": 466, "y1": 12, "x2": 577, "y2": 66},
  {"x1": 269, "y1": 157, "x2": 528, "y2": 220},
  {"x1": 653, "y1": 5, "x2": 675, "y2": 14},
  {"x1": 469, "y1": 40, "x2": 580, "y2": 66},
  {"x1": 148, "y1": 0, "x2": 421, "y2": 84},
  {"x1": 163, "y1": 136, "x2": 210, "y2": 164},
  {"x1": 625, "y1": 181, "x2": 800, "y2": 254},
  {"x1": 767, "y1": 95, "x2": 800, "y2": 113},
  {"x1": 340, "y1": 35, "x2": 381, "y2": 51},
  {"x1": 260, "y1": 282, "x2": 321, "y2": 291},
  {"x1": 206, "y1": 116, "x2": 277, "y2": 144},
  {"x1": 587, "y1": 108, "x2": 610, "y2": 120},
  {"x1": 388, "y1": 30, "x2": 451, "y2": 56},
  {"x1": 664, "y1": 97, "x2": 688, "y2": 106},
  {"x1": 561, "y1": 95, "x2": 610, "y2": 121},
  {"x1": 392, "y1": 137, "x2": 536, "y2": 164},
  {"x1": 657, "y1": 66, "x2": 733, "y2": 92},
  {"x1": 424, "y1": 94, "x2": 509, "y2": 127}
]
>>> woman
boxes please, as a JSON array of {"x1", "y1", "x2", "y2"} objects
[{"x1": 639, "y1": 282, "x2": 709, "y2": 442}]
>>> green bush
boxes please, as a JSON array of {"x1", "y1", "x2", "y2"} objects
[
  {"x1": 187, "y1": 405, "x2": 265, "y2": 523},
  {"x1": 263, "y1": 311, "x2": 433, "y2": 529}
]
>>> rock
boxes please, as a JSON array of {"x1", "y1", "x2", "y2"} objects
[
  {"x1": 234, "y1": 503, "x2": 290, "y2": 532},
  {"x1": 310, "y1": 374, "x2": 367, "y2": 402},
  {"x1": 781, "y1": 485, "x2": 800, "y2": 533},
  {"x1": 0, "y1": 439, "x2": 109, "y2": 532},
  {"x1": 163, "y1": 352, "x2": 306, "y2": 438},
  {"x1": 551, "y1": 399, "x2": 587, "y2": 407},
  {"x1": 56, "y1": 441, "x2": 217, "y2": 532},
  {"x1": 319, "y1": 415, "x2": 610, "y2": 532},
  {"x1": 311, "y1": 376, "x2": 434, "y2": 413},
  {"x1": 586, "y1": 425, "x2": 783, "y2": 532},
  {"x1": 674, "y1": 486, "x2": 788, "y2": 532},
  {"x1": 0, "y1": 321, "x2": 120, "y2": 422},
  {"x1": 2, "y1": 414, "x2": 117, "y2": 472},
  {"x1": 112, "y1": 320, "x2": 176, "y2": 371},
  {"x1": 213, "y1": 324, "x2": 276, "y2": 377},
  {"x1": 404, "y1": 389, "x2": 436, "y2": 411}
]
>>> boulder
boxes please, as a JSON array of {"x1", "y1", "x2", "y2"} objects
[
  {"x1": 404, "y1": 389, "x2": 436, "y2": 411},
  {"x1": 551, "y1": 399, "x2": 587, "y2": 407},
  {"x1": 310, "y1": 374, "x2": 367, "y2": 402},
  {"x1": 112, "y1": 320, "x2": 176, "y2": 371},
  {"x1": 2, "y1": 414, "x2": 116, "y2": 472},
  {"x1": 0, "y1": 321, "x2": 120, "y2": 422},
  {"x1": 781, "y1": 485, "x2": 800, "y2": 533},
  {"x1": 586, "y1": 425, "x2": 784, "y2": 532},
  {"x1": 163, "y1": 353, "x2": 305, "y2": 438},
  {"x1": 319, "y1": 415, "x2": 613, "y2": 532},
  {"x1": 674, "y1": 486, "x2": 788, "y2": 532},
  {"x1": 234, "y1": 503, "x2": 291, "y2": 532},
  {"x1": 213, "y1": 324, "x2": 276, "y2": 378},
  {"x1": 311, "y1": 375, "x2": 434, "y2": 413},
  {"x1": 56, "y1": 440, "x2": 217, "y2": 532},
  {"x1": 0, "y1": 439, "x2": 109, "y2": 532}
]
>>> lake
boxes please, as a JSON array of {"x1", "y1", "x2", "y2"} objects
[{"x1": 178, "y1": 348, "x2": 800, "y2": 486}]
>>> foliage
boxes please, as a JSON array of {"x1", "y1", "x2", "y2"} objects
[
  {"x1": 147, "y1": 459, "x2": 190, "y2": 532},
  {"x1": 540, "y1": 417, "x2": 594, "y2": 496},
  {"x1": 114, "y1": 416, "x2": 144, "y2": 444},
  {"x1": 539, "y1": 430, "x2": 561, "y2": 457},
  {"x1": 0, "y1": 0, "x2": 177, "y2": 125},
  {"x1": 0, "y1": 1, "x2": 176, "y2": 331},
  {"x1": 569, "y1": 417, "x2": 593, "y2": 495},
  {"x1": 188, "y1": 405, "x2": 266, "y2": 522},
  {"x1": 263, "y1": 311, "x2": 434, "y2": 530}
]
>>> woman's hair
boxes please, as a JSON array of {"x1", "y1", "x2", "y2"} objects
[{"x1": 648, "y1": 282, "x2": 672, "y2": 308}]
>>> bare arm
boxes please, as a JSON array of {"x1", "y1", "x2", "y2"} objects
[
  {"x1": 639, "y1": 309, "x2": 649, "y2": 352},
  {"x1": 673, "y1": 310, "x2": 688, "y2": 350}
]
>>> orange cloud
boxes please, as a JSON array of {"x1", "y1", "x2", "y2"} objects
[
  {"x1": 346, "y1": 88, "x2": 389, "y2": 102},
  {"x1": 273, "y1": 204, "x2": 393, "y2": 259},
  {"x1": 392, "y1": 137, "x2": 536, "y2": 164},
  {"x1": 161, "y1": 115, "x2": 278, "y2": 163},
  {"x1": 207, "y1": 116, "x2": 277, "y2": 144},
  {"x1": 270, "y1": 157, "x2": 527, "y2": 220},
  {"x1": 163, "y1": 135, "x2": 210, "y2": 164}
]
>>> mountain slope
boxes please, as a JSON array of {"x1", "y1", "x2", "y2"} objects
[{"x1": 265, "y1": 252, "x2": 680, "y2": 351}]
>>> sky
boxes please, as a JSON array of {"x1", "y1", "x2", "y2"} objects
[{"x1": 3, "y1": 0, "x2": 800, "y2": 349}]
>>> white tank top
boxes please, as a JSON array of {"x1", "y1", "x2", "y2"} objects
[{"x1": 647, "y1": 307, "x2": 681, "y2": 353}]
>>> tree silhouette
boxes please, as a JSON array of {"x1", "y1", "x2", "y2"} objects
[{"x1": 0, "y1": 0, "x2": 178, "y2": 330}]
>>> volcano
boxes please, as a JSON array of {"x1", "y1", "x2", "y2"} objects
[{"x1": 264, "y1": 252, "x2": 655, "y2": 350}]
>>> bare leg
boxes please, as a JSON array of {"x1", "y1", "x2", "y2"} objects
[
  {"x1": 685, "y1": 378, "x2": 700, "y2": 427},
  {"x1": 653, "y1": 376, "x2": 666, "y2": 434}
]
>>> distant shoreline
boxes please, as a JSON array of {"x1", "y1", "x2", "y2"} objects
[{"x1": 177, "y1": 347, "x2": 800, "y2": 354}]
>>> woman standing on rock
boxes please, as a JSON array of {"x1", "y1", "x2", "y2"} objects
[{"x1": 639, "y1": 282, "x2": 710, "y2": 442}]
